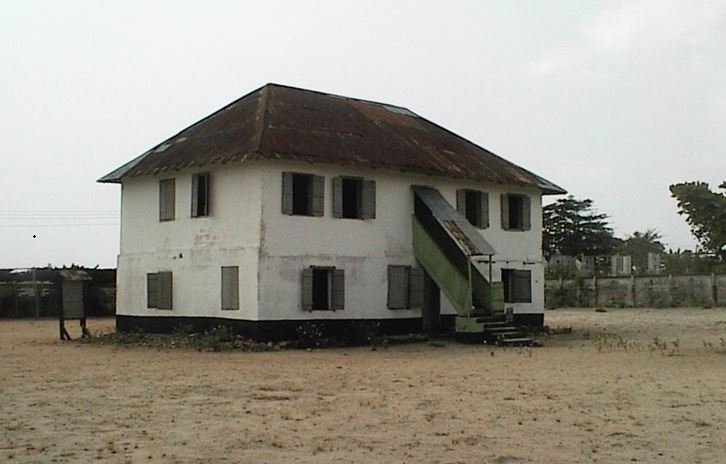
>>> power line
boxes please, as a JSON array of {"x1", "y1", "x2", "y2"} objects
[
  {"x1": 0, "y1": 213, "x2": 118, "y2": 215},
  {"x1": 0, "y1": 210, "x2": 121, "y2": 228},
  {"x1": 0, "y1": 212, "x2": 118, "y2": 216},
  {"x1": 0, "y1": 218, "x2": 118, "y2": 221},
  {"x1": 0, "y1": 223, "x2": 119, "y2": 228},
  {"x1": 0, "y1": 210, "x2": 119, "y2": 213}
]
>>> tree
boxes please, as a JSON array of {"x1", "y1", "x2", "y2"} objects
[
  {"x1": 617, "y1": 229, "x2": 666, "y2": 272},
  {"x1": 662, "y1": 249, "x2": 726, "y2": 275},
  {"x1": 543, "y1": 196, "x2": 620, "y2": 258},
  {"x1": 669, "y1": 181, "x2": 726, "y2": 260}
]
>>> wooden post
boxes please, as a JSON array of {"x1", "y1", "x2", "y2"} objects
[
  {"x1": 12, "y1": 281, "x2": 19, "y2": 317},
  {"x1": 712, "y1": 273, "x2": 717, "y2": 306},
  {"x1": 593, "y1": 276, "x2": 598, "y2": 307},
  {"x1": 630, "y1": 275, "x2": 636, "y2": 308},
  {"x1": 575, "y1": 278, "x2": 581, "y2": 306},
  {"x1": 32, "y1": 268, "x2": 40, "y2": 318}
]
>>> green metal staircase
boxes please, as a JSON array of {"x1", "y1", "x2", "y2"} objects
[{"x1": 412, "y1": 186, "x2": 524, "y2": 340}]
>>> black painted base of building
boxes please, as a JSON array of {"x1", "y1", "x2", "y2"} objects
[
  {"x1": 117, "y1": 313, "x2": 544, "y2": 342},
  {"x1": 513, "y1": 313, "x2": 544, "y2": 327},
  {"x1": 117, "y1": 314, "x2": 460, "y2": 342}
]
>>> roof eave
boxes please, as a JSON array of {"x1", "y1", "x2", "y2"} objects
[
  {"x1": 536, "y1": 178, "x2": 567, "y2": 195},
  {"x1": 97, "y1": 150, "x2": 154, "y2": 183}
]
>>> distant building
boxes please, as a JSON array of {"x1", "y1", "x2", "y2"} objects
[
  {"x1": 99, "y1": 84, "x2": 565, "y2": 339},
  {"x1": 611, "y1": 255, "x2": 633, "y2": 276},
  {"x1": 647, "y1": 252, "x2": 662, "y2": 274}
]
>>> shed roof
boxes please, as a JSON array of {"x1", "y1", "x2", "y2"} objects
[
  {"x1": 98, "y1": 84, "x2": 565, "y2": 194},
  {"x1": 58, "y1": 270, "x2": 92, "y2": 281}
]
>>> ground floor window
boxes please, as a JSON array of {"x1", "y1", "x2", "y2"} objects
[
  {"x1": 501, "y1": 269, "x2": 532, "y2": 303},
  {"x1": 387, "y1": 265, "x2": 424, "y2": 309},
  {"x1": 147, "y1": 271, "x2": 173, "y2": 309},
  {"x1": 302, "y1": 267, "x2": 345, "y2": 311},
  {"x1": 221, "y1": 266, "x2": 239, "y2": 310}
]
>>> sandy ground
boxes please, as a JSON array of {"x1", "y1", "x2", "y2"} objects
[{"x1": 1, "y1": 308, "x2": 725, "y2": 464}]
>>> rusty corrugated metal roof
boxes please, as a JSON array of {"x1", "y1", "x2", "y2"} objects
[
  {"x1": 58, "y1": 270, "x2": 92, "y2": 281},
  {"x1": 98, "y1": 84, "x2": 565, "y2": 194}
]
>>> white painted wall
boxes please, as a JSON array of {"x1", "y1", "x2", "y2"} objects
[
  {"x1": 117, "y1": 165, "x2": 262, "y2": 320},
  {"x1": 116, "y1": 160, "x2": 547, "y2": 322},
  {"x1": 257, "y1": 160, "x2": 545, "y2": 321}
]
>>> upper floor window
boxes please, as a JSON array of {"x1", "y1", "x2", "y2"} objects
[
  {"x1": 159, "y1": 178, "x2": 175, "y2": 222},
  {"x1": 501, "y1": 194, "x2": 531, "y2": 231},
  {"x1": 332, "y1": 176, "x2": 376, "y2": 219},
  {"x1": 456, "y1": 189, "x2": 489, "y2": 228},
  {"x1": 191, "y1": 173, "x2": 210, "y2": 217},
  {"x1": 282, "y1": 172, "x2": 324, "y2": 216}
]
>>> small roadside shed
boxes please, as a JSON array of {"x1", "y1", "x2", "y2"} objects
[{"x1": 58, "y1": 270, "x2": 91, "y2": 339}]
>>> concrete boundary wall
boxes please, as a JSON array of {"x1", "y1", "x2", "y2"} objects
[
  {"x1": 545, "y1": 274, "x2": 726, "y2": 308},
  {"x1": 0, "y1": 269, "x2": 116, "y2": 318}
]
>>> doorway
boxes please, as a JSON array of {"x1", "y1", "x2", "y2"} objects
[{"x1": 421, "y1": 270, "x2": 441, "y2": 332}]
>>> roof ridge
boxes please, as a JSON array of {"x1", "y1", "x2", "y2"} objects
[
  {"x1": 263, "y1": 83, "x2": 419, "y2": 117},
  {"x1": 98, "y1": 84, "x2": 269, "y2": 182},
  {"x1": 255, "y1": 85, "x2": 271, "y2": 154},
  {"x1": 98, "y1": 83, "x2": 565, "y2": 195},
  {"x1": 413, "y1": 113, "x2": 566, "y2": 192},
  {"x1": 419, "y1": 116, "x2": 566, "y2": 193}
]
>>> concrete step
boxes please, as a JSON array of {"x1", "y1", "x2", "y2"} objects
[
  {"x1": 484, "y1": 323, "x2": 519, "y2": 333},
  {"x1": 490, "y1": 331, "x2": 523, "y2": 338},
  {"x1": 499, "y1": 337, "x2": 534, "y2": 346}
]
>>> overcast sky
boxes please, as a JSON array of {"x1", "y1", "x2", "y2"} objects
[{"x1": 1, "y1": 0, "x2": 724, "y2": 268}]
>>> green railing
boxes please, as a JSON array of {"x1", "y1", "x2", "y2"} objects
[
  {"x1": 411, "y1": 186, "x2": 504, "y2": 320},
  {"x1": 413, "y1": 216, "x2": 472, "y2": 316}
]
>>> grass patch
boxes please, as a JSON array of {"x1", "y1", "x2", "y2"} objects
[
  {"x1": 81, "y1": 322, "x2": 433, "y2": 352},
  {"x1": 80, "y1": 325, "x2": 278, "y2": 352}
]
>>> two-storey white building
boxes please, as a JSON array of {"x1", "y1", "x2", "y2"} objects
[{"x1": 99, "y1": 84, "x2": 564, "y2": 340}]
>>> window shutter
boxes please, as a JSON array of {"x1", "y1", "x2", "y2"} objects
[
  {"x1": 387, "y1": 266, "x2": 408, "y2": 309},
  {"x1": 456, "y1": 189, "x2": 466, "y2": 215},
  {"x1": 158, "y1": 271, "x2": 173, "y2": 309},
  {"x1": 167, "y1": 180, "x2": 175, "y2": 220},
  {"x1": 147, "y1": 273, "x2": 159, "y2": 308},
  {"x1": 481, "y1": 192, "x2": 489, "y2": 229},
  {"x1": 312, "y1": 175, "x2": 325, "y2": 217},
  {"x1": 159, "y1": 179, "x2": 175, "y2": 221},
  {"x1": 522, "y1": 195, "x2": 531, "y2": 230},
  {"x1": 500, "y1": 194, "x2": 510, "y2": 230},
  {"x1": 191, "y1": 175, "x2": 199, "y2": 217},
  {"x1": 301, "y1": 268, "x2": 314, "y2": 311},
  {"x1": 203, "y1": 173, "x2": 210, "y2": 216},
  {"x1": 513, "y1": 270, "x2": 532, "y2": 303},
  {"x1": 159, "y1": 182, "x2": 165, "y2": 221},
  {"x1": 362, "y1": 179, "x2": 376, "y2": 219},
  {"x1": 332, "y1": 268, "x2": 345, "y2": 310},
  {"x1": 332, "y1": 177, "x2": 343, "y2": 218},
  {"x1": 408, "y1": 267, "x2": 425, "y2": 308},
  {"x1": 221, "y1": 266, "x2": 239, "y2": 310},
  {"x1": 281, "y1": 172, "x2": 293, "y2": 215}
]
